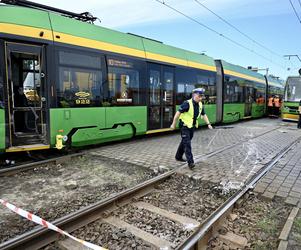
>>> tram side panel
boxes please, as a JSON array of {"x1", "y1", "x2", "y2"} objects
[
  {"x1": 49, "y1": 107, "x2": 147, "y2": 148},
  {"x1": 251, "y1": 81, "x2": 266, "y2": 118},
  {"x1": 219, "y1": 72, "x2": 245, "y2": 123},
  {"x1": 219, "y1": 60, "x2": 266, "y2": 123},
  {"x1": 48, "y1": 10, "x2": 219, "y2": 147},
  {"x1": 49, "y1": 44, "x2": 148, "y2": 148}
]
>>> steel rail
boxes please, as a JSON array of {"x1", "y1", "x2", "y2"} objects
[
  {"x1": 0, "y1": 153, "x2": 84, "y2": 177},
  {"x1": 0, "y1": 169, "x2": 177, "y2": 250},
  {"x1": 177, "y1": 136, "x2": 301, "y2": 250},
  {"x1": 0, "y1": 125, "x2": 284, "y2": 249}
]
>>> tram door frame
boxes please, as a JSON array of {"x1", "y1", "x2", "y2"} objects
[
  {"x1": 147, "y1": 63, "x2": 175, "y2": 130},
  {"x1": 5, "y1": 42, "x2": 48, "y2": 147}
]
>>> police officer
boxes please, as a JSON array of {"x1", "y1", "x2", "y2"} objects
[{"x1": 170, "y1": 88, "x2": 213, "y2": 169}]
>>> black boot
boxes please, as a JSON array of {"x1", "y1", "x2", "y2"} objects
[{"x1": 188, "y1": 163, "x2": 195, "y2": 169}]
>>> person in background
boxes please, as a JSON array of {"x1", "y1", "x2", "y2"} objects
[
  {"x1": 268, "y1": 95, "x2": 274, "y2": 117},
  {"x1": 273, "y1": 95, "x2": 281, "y2": 117}
]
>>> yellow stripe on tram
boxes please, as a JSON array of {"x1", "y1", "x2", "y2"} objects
[
  {"x1": 224, "y1": 69, "x2": 266, "y2": 84},
  {"x1": 0, "y1": 23, "x2": 53, "y2": 41},
  {"x1": 0, "y1": 22, "x2": 217, "y2": 72}
]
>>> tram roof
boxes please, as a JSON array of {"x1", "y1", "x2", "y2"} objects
[
  {"x1": 220, "y1": 60, "x2": 266, "y2": 84},
  {"x1": 0, "y1": 5, "x2": 217, "y2": 72}
]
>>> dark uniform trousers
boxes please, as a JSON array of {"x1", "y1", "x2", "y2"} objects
[{"x1": 175, "y1": 126, "x2": 195, "y2": 164}]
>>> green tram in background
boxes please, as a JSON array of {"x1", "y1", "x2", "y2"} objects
[
  {"x1": 282, "y1": 76, "x2": 301, "y2": 121},
  {"x1": 0, "y1": 1, "x2": 284, "y2": 153}
]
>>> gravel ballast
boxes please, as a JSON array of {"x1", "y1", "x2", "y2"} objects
[{"x1": 0, "y1": 155, "x2": 155, "y2": 243}]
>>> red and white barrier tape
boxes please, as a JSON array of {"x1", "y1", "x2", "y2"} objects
[{"x1": 0, "y1": 199, "x2": 107, "y2": 250}]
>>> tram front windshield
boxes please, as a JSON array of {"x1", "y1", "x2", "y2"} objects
[{"x1": 285, "y1": 77, "x2": 301, "y2": 102}]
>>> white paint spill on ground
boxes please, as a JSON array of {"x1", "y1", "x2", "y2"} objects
[
  {"x1": 206, "y1": 129, "x2": 219, "y2": 149},
  {"x1": 219, "y1": 139, "x2": 261, "y2": 194}
]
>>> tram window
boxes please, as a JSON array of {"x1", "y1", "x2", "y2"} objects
[
  {"x1": 245, "y1": 87, "x2": 255, "y2": 103},
  {"x1": 163, "y1": 71, "x2": 174, "y2": 105},
  {"x1": 56, "y1": 49, "x2": 103, "y2": 107},
  {"x1": 224, "y1": 76, "x2": 243, "y2": 103},
  {"x1": 149, "y1": 70, "x2": 161, "y2": 105},
  {"x1": 23, "y1": 59, "x2": 39, "y2": 71},
  {"x1": 176, "y1": 68, "x2": 195, "y2": 104},
  {"x1": 106, "y1": 57, "x2": 141, "y2": 106},
  {"x1": 59, "y1": 51, "x2": 101, "y2": 68},
  {"x1": 10, "y1": 54, "x2": 41, "y2": 107},
  {"x1": 58, "y1": 67, "x2": 102, "y2": 107},
  {"x1": 176, "y1": 68, "x2": 216, "y2": 104},
  {"x1": 196, "y1": 72, "x2": 216, "y2": 104}
]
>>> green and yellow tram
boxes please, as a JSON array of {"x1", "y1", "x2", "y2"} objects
[
  {"x1": 0, "y1": 1, "x2": 284, "y2": 153},
  {"x1": 282, "y1": 76, "x2": 301, "y2": 121}
]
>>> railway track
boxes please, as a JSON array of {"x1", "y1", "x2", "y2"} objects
[
  {"x1": 178, "y1": 137, "x2": 301, "y2": 250},
  {"x1": 0, "y1": 152, "x2": 84, "y2": 177},
  {"x1": 0, "y1": 126, "x2": 298, "y2": 250}
]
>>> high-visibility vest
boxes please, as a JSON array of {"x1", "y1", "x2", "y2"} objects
[
  {"x1": 179, "y1": 99, "x2": 203, "y2": 128},
  {"x1": 268, "y1": 97, "x2": 274, "y2": 107},
  {"x1": 274, "y1": 98, "x2": 280, "y2": 107}
]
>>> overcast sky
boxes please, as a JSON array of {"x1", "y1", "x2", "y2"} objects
[{"x1": 30, "y1": 0, "x2": 301, "y2": 80}]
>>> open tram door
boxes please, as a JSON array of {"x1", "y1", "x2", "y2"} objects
[
  {"x1": 147, "y1": 63, "x2": 175, "y2": 132},
  {"x1": 5, "y1": 42, "x2": 49, "y2": 152}
]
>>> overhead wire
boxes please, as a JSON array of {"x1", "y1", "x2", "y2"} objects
[
  {"x1": 289, "y1": 0, "x2": 301, "y2": 23},
  {"x1": 193, "y1": 0, "x2": 284, "y2": 59},
  {"x1": 193, "y1": 0, "x2": 301, "y2": 71},
  {"x1": 153, "y1": 0, "x2": 286, "y2": 70}
]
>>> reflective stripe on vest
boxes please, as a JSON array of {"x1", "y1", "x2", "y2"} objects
[{"x1": 179, "y1": 99, "x2": 203, "y2": 128}]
